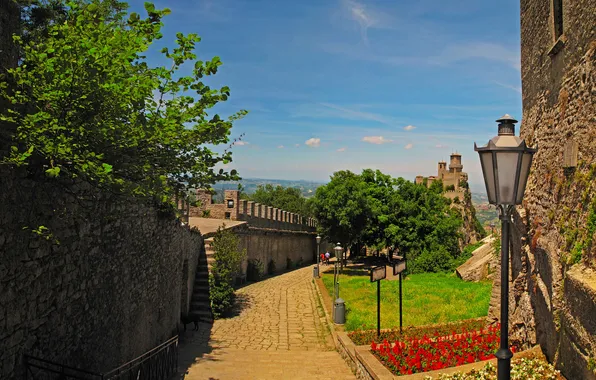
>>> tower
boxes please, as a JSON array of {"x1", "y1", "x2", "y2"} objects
[
  {"x1": 438, "y1": 161, "x2": 447, "y2": 179},
  {"x1": 449, "y1": 153, "x2": 463, "y2": 173}
]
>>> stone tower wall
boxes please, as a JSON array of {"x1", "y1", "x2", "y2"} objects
[{"x1": 495, "y1": 0, "x2": 596, "y2": 378}]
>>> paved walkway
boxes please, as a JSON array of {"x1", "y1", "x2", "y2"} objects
[{"x1": 177, "y1": 266, "x2": 355, "y2": 380}]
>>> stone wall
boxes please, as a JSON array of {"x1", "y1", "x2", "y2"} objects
[
  {"x1": 493, "y1": 1, "x2": 596, "y2": 378},
  {"x1": 220, "y1": 224, "x2": 317, "y2": 274},
  {"x1": 0, "y1": 168, "x2": 203, "y2": 379}
]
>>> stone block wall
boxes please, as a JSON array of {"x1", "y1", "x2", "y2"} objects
[
  {"x1": 219, "y1": 224, "x2": 317, "y2": 275},
  {"x1": 493, "y1": 0, "x2": 596, "y2": 378},
  {"x1": 0, "y1": 168, "x2": 203, "y2": 379}
]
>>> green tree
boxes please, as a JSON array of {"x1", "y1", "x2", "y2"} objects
[
  {"x1": 311, "y1": 170, "x2": 371, "y2": 252},
  {"x1": 209, "y1": 225, "x2": 246, "y2": 318},
  {"x1": 1, "y1": 0, "x2": 246, "y2": 204},
  {"x1": 249, "y1": 184, "x2": 312, "y2": 216}
]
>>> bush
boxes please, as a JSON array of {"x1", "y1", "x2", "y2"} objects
[
  {"x1": 412, "y1": 246, "x2": 453, "y2": 273},
  {"x1": 247, "y1": 259, "x2": 264, "y2": 281},
  {"x1": 267, "y1": 259, "x2": 276, "y2": 275},
  {"x1": 209, "y1": 226, "x2": 246, "y2": 318},
  {"x1": 209, "y1": 273, "x2": 234, "y2": 318},
  {"x1": 296, "y1": 257, "x2": 304, "y2": 267},
  {"x1": 286, "y1": 257, "x2": 294, "y2": 270}
]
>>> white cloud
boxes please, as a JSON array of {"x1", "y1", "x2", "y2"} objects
[
  {"x1": 235, "y1": 141, "x2": 250, "y2": 146},
  {"x1": 403, "y1": 125, "x2": 416, "y2": 131},
  {"x1": 337, "y1": 147, "x2": 347, "y2": 152},
  {"x1": 362, "y1": 136, "x2": 392, "y2": 144},
  {"x1": 295, "y1": 143, "x2": 300, "y2": 147},
  {"x1": 341, "y1": 0, "x2": 394, "y2": 44},
  {"x1": 305, "y1": 138, "x2": 321, "y2": 147},
  {"x1": 404, "y1": 143, "x2": 413, "y2": 150},
  {"x1": 435, "y1": 144, "x2": 449, "y2": 148},
  {"x1": 278, "y1": 145, "x2": 285, "y2": 149},
  {"x1": 492, "y1": 80, "x2": 522, "y2": 94}
]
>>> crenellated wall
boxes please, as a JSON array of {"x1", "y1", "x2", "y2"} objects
[{"x1": 189, "y1": 190, "x2": 317, "y2": 233}]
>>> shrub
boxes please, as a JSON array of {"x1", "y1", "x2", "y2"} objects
[
  {"x1": 202, "y1": 209, "x2": 211, "y2": 218},
  {"x1": 286, "y1": 257, "x2": 294, "y2": 270},
  {"x1": 267, "y1": 259, "x2": 276, "y2": 275},
  {"x1": 296, "y1": 257, "x2": 304, "y2": 267},
  {"x1": 209, "y1": 226, "x2": 246, "y2": 318},
  {"x1": 209, "y1": 273, "x2": 234, "y2": 318},
  {"x1": 247, "y1": 259, "x2": 264, "y2": 281}
]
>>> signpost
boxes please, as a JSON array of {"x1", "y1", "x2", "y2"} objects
[
  {"x1": 392, "y1": 256, "x2": 407, "y2": 333},
  {"x1": 370, "y1": 265, "x2": 386, "y2": 337}
]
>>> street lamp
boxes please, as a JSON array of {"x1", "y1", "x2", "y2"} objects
[
  {"x1": 333, "y1": 243, "x2": 343, "y2": 313},
  {"x1": 315, "y1": 235, "x2": 321, "y2": 278},
  {"x1": 475, "y1": 114, "x2": 536, "y2": 380}
]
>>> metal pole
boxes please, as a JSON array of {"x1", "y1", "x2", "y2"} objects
[
  {"x1": 317, "y1": 243, "x2": 321, "y2": 277},
  {"x1": 496, "y1": 205, "x2": 513, "y2": 380},
  {"x1": 399, "y1": 272, "x2": 403, "y2": 333},
  {"x1": 377, "y1": 280, "x2": 381, "y2": 337}
]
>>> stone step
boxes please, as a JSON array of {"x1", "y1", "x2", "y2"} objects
[
  {"x1": 191, "y1": 293, "x2": 210, "y2": 302},
  {"x1": 190, "y1": 300, "x2": 211, "y2": 310},
  {"x1": 188, "y1": 311, "x2": 213, "y2": 323},
  {"x1": 194, "y1": 285, "x2": 209, "y2": 293}
]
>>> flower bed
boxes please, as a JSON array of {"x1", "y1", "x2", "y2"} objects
[
  {"x1": 371, "y1": 324, "x2": 519, "y2": 376},
  {"x1": 349, "y1": 318, "x2": 487, "y2": 345},
  {"x1": 428, "y1": 358, "x2": 562, "y2": 379}
]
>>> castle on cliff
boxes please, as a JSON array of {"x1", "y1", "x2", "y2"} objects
[{"x1": 415, "y1": 153, "x2": 468, "y2": 200}]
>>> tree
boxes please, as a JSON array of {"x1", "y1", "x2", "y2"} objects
[
  {"x1": 209, "y1": 225, "x2": 246, "y2": 318},
  {"x1": 311, "y1": 170, "x2": 371, "y2": 253},
  {"x1": 249, "y1": 184, "x2": 312, "y2": 216},
  {"x1": 0, "y1": 0, "x2": 246, "y2": 204}
]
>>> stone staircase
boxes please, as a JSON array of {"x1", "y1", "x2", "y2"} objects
[{"x1": 188, "y1": 237, "x2": 215, "y2": 322}]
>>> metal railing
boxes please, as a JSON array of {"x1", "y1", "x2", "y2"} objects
[
  {"x1": 103, "y1": 336, "x2": 178, "y2": 380},
  {"x1": 24, "y1": 356, "x2": 104, "y2": 380},
  {"x1": 24, "y1": 335, "x2": 179, "y2": 380}
]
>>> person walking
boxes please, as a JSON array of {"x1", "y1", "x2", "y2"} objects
[{"x1": 325, "y1": 251, "x2": 331, "y2": 265}]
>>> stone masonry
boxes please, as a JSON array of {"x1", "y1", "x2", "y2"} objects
[
  {"x1": 488, "y1": 0, "x2": 596, "y2": 378},
  {"x1": 0, "y1": 168, "x2": 203, "y2": 379}
]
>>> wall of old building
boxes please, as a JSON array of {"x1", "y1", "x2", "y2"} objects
[
  {"x1": 496, "y1": 0, "x2": 596, "y2": 378},
  {"x1": 0, "y1": 168, "x2": 203, "y2": 379}
]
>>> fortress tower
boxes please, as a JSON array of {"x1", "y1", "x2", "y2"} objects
[
  {"x1": 449, "y1": 153, "x2": 463, "y2": 173},
  {"x1": 438, "y1": 161, "x2": 447, "y2": 180}
]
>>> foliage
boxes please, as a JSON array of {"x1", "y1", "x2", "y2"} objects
[
  {"x1": 450, "y1": 241, "x2": 484, "y2": 269},
  {"x1": 248, "y1": 184, "x2": 312, "y2": 216},
  {"x1": 348, "y1": 318, "x2": 487, "y2": 345},
  {"x1": 321, "y1": 271, "x2": 492, "y2": 332},
  {"x1": 267, "y1": 259, "x2": 276, "y2": 275},
  {"x1": 492, "y1": 237, "x2": 501, "y2": 257},
  {"x1": 312, "y1": 170, "x2": 465, "y2": 273},
  {"x1": 209, "y1": 226, "x2": 246, "y2": 317},
  {"x1": 209, "y1": 273, "x2": 234, "y2": 318},
  {"x1": 371, "y1": 324, "x2": 511, "y2": 375},
  {"x1": 430, "y1": 358, "x2": 561, "y2": 379},
  {"x1": 1, "y1": 0, "x2": 246, "y2": 204},
  {"x1": 246, "y1": 258, "x2": 264, "y2": 281}
]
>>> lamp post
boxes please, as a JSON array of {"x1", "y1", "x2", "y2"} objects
[
  {"x1": 316, "y1": 235, "x2": 322, "y2": 277},
  {"x1": 333, "y1": 243, "x2": 343, "y2": 316},
  {"x1": 475, "y1": 114, "x2": 536, "y2": 380}
]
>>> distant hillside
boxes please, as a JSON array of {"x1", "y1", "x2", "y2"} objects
[{"x1": 212, "y1": 178, "x2": 325, "y2": 199}]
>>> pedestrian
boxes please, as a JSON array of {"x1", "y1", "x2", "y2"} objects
[{"x1": 325, "y1": 251, "x2": 330, "y2": 265}]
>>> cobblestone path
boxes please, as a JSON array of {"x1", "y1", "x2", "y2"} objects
[{"x1": 178, "y1": 266, "x2": 355, "y2": 380}]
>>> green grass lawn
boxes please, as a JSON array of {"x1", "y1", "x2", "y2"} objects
[{"x1": 322, "y1": 270, "x2": 492, "y2": 332}]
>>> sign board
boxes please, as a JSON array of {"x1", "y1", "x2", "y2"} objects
[
  {"x1": 393, "y1": 256, "x2": 406, "y2": 275},
  {"x1": 370, "y1": 265, "x2": 386, "y2": 282}
]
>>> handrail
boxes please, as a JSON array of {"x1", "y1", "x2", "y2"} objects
[
  {"x1": 102, "y1": 335, "x2": 178, "y2": 378},
  {"x1": 24, "y1": 335, "x2": 179, "y2": 380}
]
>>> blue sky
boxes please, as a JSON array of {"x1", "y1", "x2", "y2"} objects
[{"x1": 129, "y1": 0, "x2": 522, "y2": 188}]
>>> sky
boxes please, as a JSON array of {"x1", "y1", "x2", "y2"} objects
[{"x1": 128, "y1": 0, "x2": 522, "y2": 188}]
